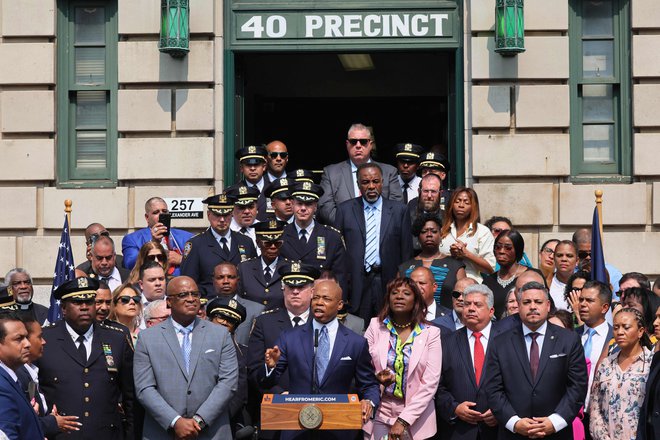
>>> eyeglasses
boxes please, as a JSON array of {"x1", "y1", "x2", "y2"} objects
[
  {"x1": 577, "y1": 251, "x2": 592, "y2": 260},
  {"x1": 146, "y1": 316, "x2": 169, "y2": 323},
  {"x1": 116, "y1": 295, "x2": 141, "y2": 305},
  {"x1": 261, "y1": 240, "x2": 283, "y2": 248},
  {"x1": 491, "y1": 227, "x2": 510, "y2": 235},
  {"x1": 541, "y1": 247, "x2": 555, "y2": 255},
  {"x1": 147, "y1": 254, "x2": 166, "y2": 262},
  {"x1": 494, "y1": 243, "x2": 514, "y2": 251},
  {"x1": 268, "y1": 152, "x2": 288, "y2": 159},
  {"x1": 347, "y1": 138, "x2": 371, "y2": 146},
  {"x1": 168, "y1": 291, "x2": 202, "y2": 300},
  {"x1": 451, "y1": 291, "x2": 463, "y2": 299}
]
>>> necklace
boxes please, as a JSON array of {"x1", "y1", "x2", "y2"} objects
[
  {"x1": 497, "y1": 265, "x2": 522, "y2": 288},
  {"x1": 391, "y1": 320, "x2": 411, "y2": 329}
]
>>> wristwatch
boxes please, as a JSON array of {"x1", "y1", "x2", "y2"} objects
[{"x1": 192, "y1": 414, "x2": 207, "y2": 430}]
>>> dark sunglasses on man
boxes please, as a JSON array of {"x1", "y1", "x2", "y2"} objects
[
  {"x1": 347, "y1": 138, "x2": 371, "y2": 146},
  {"x1": 268, "y1": 152, "x2": 288, "y2": 159}
]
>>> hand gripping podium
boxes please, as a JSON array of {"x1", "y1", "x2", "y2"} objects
[{"x1": 261, "y1": 394, "x2": 362, "y2": 431}]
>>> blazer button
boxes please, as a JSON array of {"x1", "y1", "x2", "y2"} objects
[
  {"x1": 188, "y1": 390, "x2": 192, "y2": 395},
  {"x1": 265, "y1": 288, "x2": 269, "y2": 293}
]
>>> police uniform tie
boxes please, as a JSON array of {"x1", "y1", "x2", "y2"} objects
[
  {"x1": 220, "y1": 237, "x2": 229, "y2": 254},
  {"x1": 264, "y1": 266, "x2": 272, "y2": 283},
  {"x1": 100, "y1": 276, "x2": 110, "y2": 285},
  {"x1": 76, "y1": 335, "x2": 87, "y2": 363},
  {"x1": 529, "y1": 332, "x2": 540, "y2": 381},
  {"x1": 180, "y1": 327, "x2": 192, "y2": 373},
  {"x1": 240, "y1": 227, "x2": 248, "y2": 235},
  {"x1": 402, "y1": 182, "x2": 410, "y2": 204},
  {"x1": 316, "y1": 325, "x2": 330, "y2": 384},
  {"x1": 292, "y1": 316, "x2": 302, "y2": 327},
  {"x1": 299, "y1": 229, "x2": 307, "y2": 244}
]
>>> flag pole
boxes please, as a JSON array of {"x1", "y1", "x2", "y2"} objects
[
  {"x1": 594, "y1": 190, "x2": 603, "y2": 237},
  {"x1": 64, "y1": 199, "x2": 72, "y2": 226}
]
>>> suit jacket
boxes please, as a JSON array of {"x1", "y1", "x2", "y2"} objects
[
  {"x1": 17, "y1": 302, "x2": 49, "y2": 325},
  {"x1": 259, "y1": 320, "x2": 381, "y2": 440},
  {"x1": 247, "y1": 308, "x2": 293, "y2": 395},
  {"x1": 279, "y1": 222, "x2": 348, "y2": 294},
  {"x1": 38, "y1": 321, "x2": 135, "y2": 440},
  {"x1": 0, "y1": 367, "x2": 44, "y2": 440},
  {"x1": 318, "y1": 160, "x2": 402, "y2": 224},
  {"x1": 435, "y1": 324, "x2": 505, "y2": 440},
  {"x1": 122, "y1": 227, "x2": 193, "y2": 275},
  {"x1": 180, "y1": 229, "x2": 257, "y2": 297},
  {"x1": 637, "y1": 350, "x2": 660, "y2": 440},
  {"x1": 83, "y1": 265, "x2": 130, "y2": 285},
  {"x1": 431, "y1": 306, "x2": 457, "y2": 331},
  {"x1": 482, "y1": 322, "x2": 587, "y2": 440},
  {"x1": 134, "y1": 317, "x2": 238, "y2": 440},
  {"x1": 16, "y1": 365, "x2": 59, "y2": 437},
  {"x1": 334, "y1": 197, "x2": 412, "y2": 313},
  {"x1": 363, "y1": 318, "x2": 442, "y2": 439},
  {"x1": 236, "y1": 257, "x2": 286, "y2": 311},
  {"x1": 339, "y1": 313, "x2": 365, "y2": 335}
]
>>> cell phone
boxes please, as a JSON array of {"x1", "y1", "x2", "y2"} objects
[{"x1": 158, "y1": 213, "x2": 171, "y2": 235}]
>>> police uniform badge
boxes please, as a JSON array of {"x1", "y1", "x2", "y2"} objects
[
  {"x1": 269, "y1": 219, "x2": 277, "y2": 228},
  {"x1": 229, "y1": 298, "x2": 238, "y2": 310},
  {"x1": 316, "y1": 236, "x2": 326, "y2": 260},
  {"x1": 291, "y1": 262, "x2": 301, "y2": 273},
  {"x1": 78, "y1": 278, "x2": 89, "y2": 288},
  {"x1": 280, "y1": 178, "x2": 288, "y2": 185},
  {"x1": 303, "y1": 181, "x2": 311, "y2": 190},
  {"x1": 248, "y1": 146, "x2": 256, "y2": 154},
  {"x1": 184, "y1": 242, "x2": 192, "y2": 259},
  {"x1": 218, "y1": 194, "x2": 228, "y2": 203},
  {"x1": 296, "y1": 169, "x2": 304, "y2": 177},
  {"x1": 239, "y1": 245, "x2": 248, "y2": 262},
  {"x1": 428, "y1": 153, "x2": 435, "y2": 159},
  {"x1": 239, "y1": 186, "x2": 248, "y2": 195},
  {"x1": 103, "y1": 343, "x2": 118, "y2": 373},
  {"x1": 404, "y1": 143, "x2": 413, "y2": 151}
]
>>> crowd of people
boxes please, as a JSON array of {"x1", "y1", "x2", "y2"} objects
[{"x1": 0, "y1": 122, "x2": 659, "y2": 440}]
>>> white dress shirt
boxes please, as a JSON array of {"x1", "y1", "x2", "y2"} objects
[
  {"x1": 287, "y1": 309, "x2": 310, "y2": 327},
  {"x1": 0, "y1": 360, "x2": 17, "y2": 382},
  {"x1": 65, "y1": 322, "x2": 94, "y2": 361},
  {"x1": 549, "y1": 276, "x2": 569, "y2": 310},
  {"x1": 295, "y1": 220, "x2": 315, "y2": 242},
  {"x1": 102, "y1": 267, "x2": 122, "y2": 293},
  {"x1": 437, "y1": 222, "x2": 495, "y2": 283},
  {"x1": 466, "y1": 321, "x2": 492, "y2": 366},
  {"x1": 426, "y1": 301, "x2": 437, "y2": 321},
  {"x1": 261, "y1": 257, "x2": 278, "y2": 277},
  {"x1": 398, "y1": 174, "x2": 421, "y2": 202},
  {"x1": 230, "y1": 218, "x2": 260, "y2": 255},
  {"x1": 582, "y1": 320, "x2": 609, "y2": 405},
  {"x1": 24, "y1": 363, "x2": 48, "y2": 412}
]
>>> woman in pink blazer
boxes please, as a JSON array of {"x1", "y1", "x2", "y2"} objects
[{"x1": 363, "y1": 277, "x2": 442, "y2": 440}]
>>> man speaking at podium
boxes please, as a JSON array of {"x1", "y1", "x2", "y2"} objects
[{"x1": 260, "y1": 267, "x2": 380, "y2": 439}]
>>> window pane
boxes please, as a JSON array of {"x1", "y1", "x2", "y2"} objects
[
  {"x1": 583, "y1": 40, "x2": 614, "y2": 78},
  {"x1": 75, "y1": 7, "x2": 105, "y2": 45},
  {"x1": 75, "y1": 47, "x2": 105, "y2": 84},
  {"x1": 583, "y1": 125, "x2": 614, "y2": 162},
  {"x1": 76, "y1": 131, "x2": 107, "y2": 169},
  {"x1": 582, "y1": 0, "x2": 613, "y2": 37},
  {"x1": 76, "y1": 91, "x2": 107, "y2": 129},
  {"x1": 582, "y1": 85, "x2": 613, "y2": 122}
]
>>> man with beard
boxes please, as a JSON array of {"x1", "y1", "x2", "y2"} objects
[
  {"x1": 407, "y1": 174, "x2": 444, "y2": 254},
  {"x1": 4, "y1": 268, "x2": 48, "y2": 324}
]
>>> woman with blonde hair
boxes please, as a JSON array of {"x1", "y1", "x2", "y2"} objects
[
  {"x1": 108, "y1": 282, "x2": 143, "y2": 344},
  {"x1": 127, "y1": 241, "x2": 169, "y2": 284}
]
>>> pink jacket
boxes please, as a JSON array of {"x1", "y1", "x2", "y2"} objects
[{"x1": 363, "y1": 318, "x2": 442, "y2": 439}]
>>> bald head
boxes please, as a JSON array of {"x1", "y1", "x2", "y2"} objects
[
  {"x1": 410, "y1": 267, "x2": 437, "y2": 306},
  {"x1": 167, "y1": 276, "x2": 197, "y2": 295},
  {"x1": 515, "y1": 270, "x2": 545, "y2": 295},
  {"x1": 314, "y1": 280, "x2": 342, "y2": 301},
  {"x1": 572, "y1": 228, "x2": 591, "y2": 245},
  {"x1": 454, "y1": 277, "x2": 478, "y2": 292},
  {"x1": 312, "y1": 280, "x2": 343, "y2": 324}
]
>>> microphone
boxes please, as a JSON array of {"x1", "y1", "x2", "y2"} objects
[{"x1": 312, "y1": 328, "x2": 319, "y2": 394}]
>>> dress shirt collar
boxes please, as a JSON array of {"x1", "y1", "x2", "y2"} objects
[
  {"x1": 426, "y1": 301, "x2": 437, "y2": 320},
  {"x1": 312, "y1": 317, "x2": 339, "y2": 335},
  {"x1": 522, "y1": 320, "x2": 548, "y2": 337},
  {"x1": 261, "y1": 257, "x2": 278, "y2": 271},
  {"x1": 453, "y1": 310, "x2": 463, "y2": 328},
  {"x1": 245, "y1": 177, "x2": 265, "y2": 192},
  {"x1": 287, "y1": 309, "x2": 310, "y2": 326},
  {"x1": 363, "y1": 196, "x2": 383, "y2": 211},
  {"x1": 210, "y1": 227, "x2": 231, "y2": 242},
  {"x1": 65, "y1": 321, "x2": 94, "y2": 341},
  {"x1": 585, "y1": 320, "x2": 609, "y2": 336},
  {"x1": 171, "y1": 317, "x2": 195, "y2": 333},
  {"x1": 268, "y1": 171, "x2": 286, "y2": 181},
  {"x1": 467, "y1": 321, "x2": 492, "y2": 341},
  {"x1": 350, "y1": 158, "x2": 371, "y2": 171},
  {"x1": 0, "y1": 361, "x2": 17, "y2": 382},
  {"x1": 295, "y1": 220, "x2": 315, "y2": 236}
]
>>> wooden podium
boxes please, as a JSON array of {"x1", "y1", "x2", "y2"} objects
[{"x1": 261, "y1": 394, "x2": 362, "y2": 431}]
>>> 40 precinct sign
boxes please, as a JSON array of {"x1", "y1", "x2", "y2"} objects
[
  {"x1": 230, "y1": 7, "x2": 460, "y2": 49},
  {"x1": 163, "y1": 198, "x2": 204, "y2": 219}
]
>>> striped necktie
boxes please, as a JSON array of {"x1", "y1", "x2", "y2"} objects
[{"x1": 364, "y1": 206, "x2": 377, "y2": 270}]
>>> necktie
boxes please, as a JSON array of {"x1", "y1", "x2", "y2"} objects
[
  {"x1": 364, "y1": 206, "x2": 377, "y2": 270},
  {"x1": 583, "y1": 328, "x2": 597, "y2": 361},
  {"x1": 292, "y1": 316, "x2": 302, "y2": 327},
  {"x1": 240, "y1": 227, "x2": 248, "y2": 235},
  {"x1": 180, "y1": 327, "x2": 192, "y2": 373},
  {"x1": 529, "y1": 332, "x2": 540, "y2": 381},
  {"x1": 77, "y1": 335, "x2": 87, "y2": 363},
  {"x1": 316, "y1": 326, "x2": 330, "y2": 384},
  {"x1": 100, "y1": 276, "x2": 110, "y2": 285},
  {"x1": 402, "y1": 182, "x2": 410, "y2": 204},
  {"x1": 264, "y1": 266, "x2": 271, "y2": 283},
  {"x1": 299, "y1": 229, "x2": 307, "y2": 244},
  {"x1": 220, "y1": 237, "x2": 229, "y2": 254},
  {"x1": 473, "y1": 331, "x2": 485, "y2": 385}
]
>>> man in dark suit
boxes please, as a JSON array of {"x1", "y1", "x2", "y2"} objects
[
  {"x1": 483, "y1": 281, "x2": 587, "y2": 440},
  {"x1": 0, "y1": 310, "x2": 44, "y2": 440},
  {"x1": 226, "y1": 145, "x2": 271, "y2": 221},
  {"x1": 280, "y1": 181, "x2": 348, "y2": 293},
  {"x1": 433, "y1": 277, "x2": 475, "y2": 332},
  {"x1": 246, "y1": 262, "x2": 319, "y2": 439},
  {"x1": 334, "y1": 163, "x2": 412, "y2": 321},
  {"x1": 181, "y1": 193, "x2": 257, "y2": 297},
  {"x1": 436, "y1": 284, "x2": 502, "y2": 440},
  {"x1": 212, "y1": 262, "x2": 265, "y2": 346},
  {"x1": 410, "y1": 266, "x2": 452, "y2": 321},
  {"x1": 4, "y1": 268, "x2": 48, "y2": 325},
  {"x1": 261, "y1": 278, "x2": 381, "y2": 439},
  {"x1": 318, "y1": 123, "x2": 402, "y2": 224},
  {"x1": 38, "y1": 277, "x2": 135, "y2": 440},
  {"x1": 237, "y1": 219, "x2": 288, "y2": 310},
  {"x1": 638, "y1": 343, "x2": 660, "y2": 440},
  {"x1": 83, "y1": 236, "x2": 130, "y2": 293}
]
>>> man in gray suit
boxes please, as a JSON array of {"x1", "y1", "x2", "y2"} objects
[
  {"x1": 212, "y1": 262, "x2": 265, "y2": 346},
  {"x1": 318, "y1": 123, "x2": 402, "y2": 224},
  {"x1": 134, "y1": 276, "x2": 238, "y2": 440}
]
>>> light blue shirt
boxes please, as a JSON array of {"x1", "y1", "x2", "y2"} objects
[
  {"x1": 505, "y1": 321, "x2": 567, "y2": 434},
  {"x1": 295, "y1": 220, "x2": 315, "y2": 239},
  {"x1": 363, "y1": 196, "x2": 382, "y2": 266},
  {"x1": 210, "y1": 227, "x2": 231, "y2": 250}
]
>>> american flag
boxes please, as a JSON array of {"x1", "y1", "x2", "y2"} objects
[{"x1": 48, "y1": 215, "x2": 76, "y2": 323}]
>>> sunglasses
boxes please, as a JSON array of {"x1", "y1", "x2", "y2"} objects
[
  {"x1": 261, "y1": 240, "x2": 283, "y2": 248},
  {"x1": 578, "y1": 251, "x2": 592, "y2": 259},
  {"x1": 347, "y1": 138, "x2": 371, "y2": 146},
  {"x1": 147, "y1": 254, "x2": 166, "y2": 262},
  {"x1": 168, "y1": 291, "x2": 202, "y2": 300},
  {"x1": 451, "y1": 291, "x2": 463, "y2": 299},
  {"x1": 116, "y1": 295, "x2": 141, "y2": 305},
  {"x1": 268, "y1": 152, "x2": 288, "y2": 159}
]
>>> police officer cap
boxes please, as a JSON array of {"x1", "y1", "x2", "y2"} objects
[
  {"x1": 202, "y1": 193, "x2": 236, "y2": 215},
  {"x1": 235, "y1": 145, "x2": 267, "y2": 165},
  {"x1": 419, "y1": 152, "x2": 450, "y2": 172},
  {"x1": 291, "y1": 181, "x2": 324, "y2": 202},
  {"x1": 290, "y1": 169, "x2": 315, "y2": 183},
  {"x1": 264, "y1": 178, "x2": 295, "y2": 200},
  {"x1": 395, "y1": 143, "x2": 424, "y2": 162},
  {"x1": 278, "y1": 261, "x2": 321, "y2": 287},
  {"x1": 253, "y1": 218, "x2": 287, "y2": 241},
  {"x1": 0, "y1": 286, "x2": 18, "y2": 311},
  {"x1": 226, "y1": 185, "x2": 260, "y2": 206},
  {"x1": 54, "y1": 277, "x2": 99, "y2": 301},
  {"x1": 206, "y1": 296, "x2": 247, "y2": 327}
]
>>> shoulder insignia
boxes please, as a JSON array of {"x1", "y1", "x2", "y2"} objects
[
  {"x1": 100, "y1": 323, "x2": 125, "y2": 333},
  {"x1": 42, "y1": 322, "x2": 56, "y2": 328},
  {"x1": 327, "y1": 226, "x2": 342, "y2": 235},
  {"x1": 184, "y1": 241, "x2": 192, "y2": 259},
  {"x1": 260, "y1": 308, "x2": 279, "y2": 316}
]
